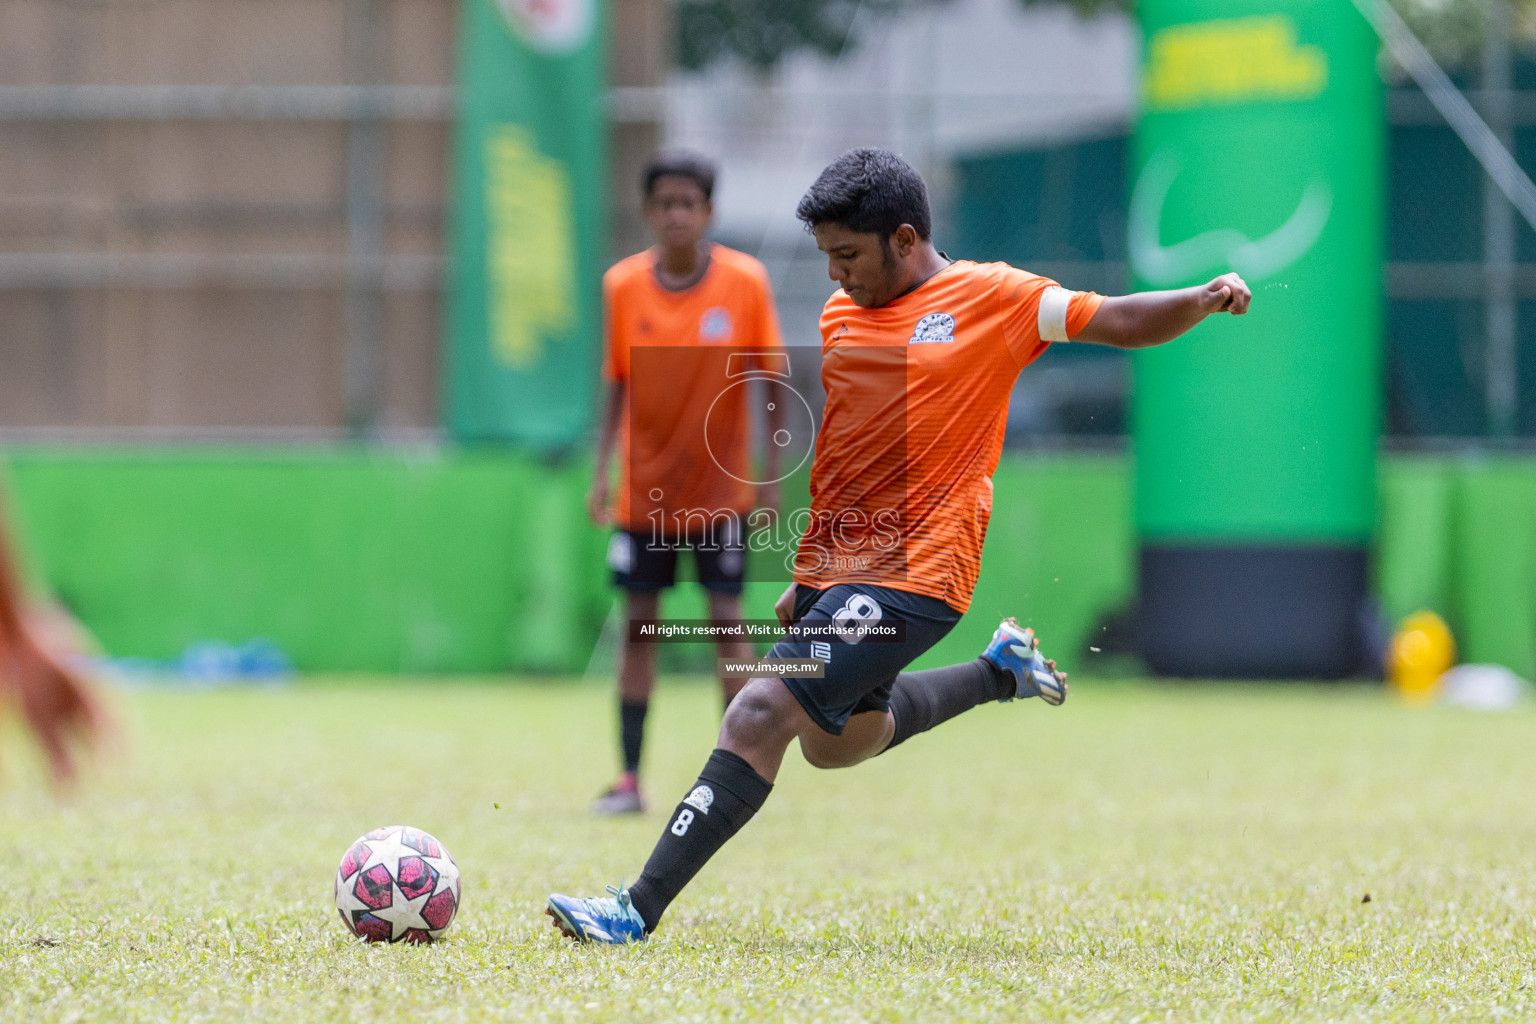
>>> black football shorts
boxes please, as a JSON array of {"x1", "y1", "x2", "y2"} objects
[
  {"x1": 608, "y1": 524, "x2": 745, "y2": 595},
  {"x1": 767, "y1": 583, "x2": 961, "y2": 735}
]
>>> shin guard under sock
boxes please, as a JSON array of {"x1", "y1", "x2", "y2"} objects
[
  {"x1": 626, "y1": 749, "x2": 772, "y2": 932},
  {"x1": 884, "y1": 658, "x2": 1014, "y2": 751}
]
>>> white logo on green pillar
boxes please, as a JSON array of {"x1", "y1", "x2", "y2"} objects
[
  {"x1": 494, "y1": 0, "x2": 593, "y2": 54},
  {"x1": 485, "y1": 124, "x2": 575, "y2": 369},
  {"x1": 1132, "y1": 15, "x2": 1334, "y2": 286},
  {"x1": 1132, "y1": 0, "x2": 1381, "y2": 542},
  {"x1": 1130, "y1": 150, "x2": 1331, "y2": 286}
]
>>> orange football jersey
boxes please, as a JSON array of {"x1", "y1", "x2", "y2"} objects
[
  {"x1": 792, "y1": 260, "x2": 1103, "y2": 612},
  {"x1": 603, "y1": 244, "x2": 784, "y2": 531}
]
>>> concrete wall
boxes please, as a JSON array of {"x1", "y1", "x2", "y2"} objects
[{"x1": 0, "y1": 0, "x2": 456, "y2": 433}]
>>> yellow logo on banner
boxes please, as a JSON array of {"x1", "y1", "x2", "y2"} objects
[
  {"x1": 1144, "y1": 16, "x2": 1327, "y2": 111},
  {"x1": 485, "y1": 124, "x2": 575, "y2": 369}
]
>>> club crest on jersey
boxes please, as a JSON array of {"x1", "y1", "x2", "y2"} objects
[
  {"x1": 910, "y1": 312, "x2": 956, "y2": 344},
  {"x1": 700, "y1": 307, "x2": 734, "y2": 343},
  {"x1": 683, "y1": 785, "x2": 714, "y2": 814}
]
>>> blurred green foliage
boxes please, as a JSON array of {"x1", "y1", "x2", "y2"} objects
[
  {"x1": 676, "y1": 0, "x2": 1536, "y2": 74},
  {"x1": 676, "y1": 0, "x2": 937, "y2": 72}
]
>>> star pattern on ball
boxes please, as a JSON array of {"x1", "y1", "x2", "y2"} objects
[
  {"x1": 383, "y1": 882, "x2": 435, "y2": 941},
  {"x1": 336, "y1": 826, "x2": 461, "y2": 943},
  {"x1": 334, "y1": 863, "x2": 372, "y2": 919},
  {"x1": 358, "y1": 827, "x2": 422, "y2": 878}
]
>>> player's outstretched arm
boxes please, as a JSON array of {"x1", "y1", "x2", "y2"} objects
[
  {"x1": 1072, "y1": 272, "x2": 1251, "y2": 350},
  {"x1": 0, "y1": 499, "x2": 109, "y2": 784}
]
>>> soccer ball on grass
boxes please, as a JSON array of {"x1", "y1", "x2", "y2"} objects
[{"x1": 333, "y1": 825, "x2": 461, "y2": 943}]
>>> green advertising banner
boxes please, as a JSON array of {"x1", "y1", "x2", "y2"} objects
[
  {"x1": 1132, "y1": 0, "x2": 1382, "y2": 541},
  {"x1": 1130, "y1": 0, "x2": 1384, "y2": 676},
  {"x1": 444, "y1": 0, "x2": 605, "y2": 447}
]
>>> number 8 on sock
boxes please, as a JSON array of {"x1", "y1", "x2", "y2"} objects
[{"x1": 670, "y1": 809, "x2": 694, "y2": 836}]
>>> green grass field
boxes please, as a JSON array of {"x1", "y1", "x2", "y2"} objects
[{"x1": 2, "y1": 677, "x2": 1534, "y2": 1022}]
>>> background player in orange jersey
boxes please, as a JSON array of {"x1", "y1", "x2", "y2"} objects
[
  {"x1": 587, "y1": 152, "x2": 786, "y2": 815},
  {"x1": 0, "y1": 489, "x2": 106, "y2": 784},
  {"x1": 549, "y1": 148, "x2": 1250, "y2": 941}
]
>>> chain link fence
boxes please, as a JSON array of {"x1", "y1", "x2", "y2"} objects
[{"x1": 2, "y1": 0, "x2": 1530, "y2": 447}]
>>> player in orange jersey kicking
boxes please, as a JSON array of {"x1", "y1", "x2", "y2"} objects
[
  {"x1": 587, "y1": 152, "x2": 785, "y2": 815},
  {"x1": 550, "y1": 148, "x2": 1249, "y2": 942},
  {"x1": 0, "y1": 489, "x2": 106, "y2": 784}
]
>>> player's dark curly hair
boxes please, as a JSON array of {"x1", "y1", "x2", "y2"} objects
[
  {"x1": 795, "y1": 148, "x2": 931, "y2": 240},
  {"x1": 643, "y1": 151, "x2": 717, "y2": 201}
]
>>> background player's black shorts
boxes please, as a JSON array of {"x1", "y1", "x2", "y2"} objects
[
  {"x1": 767, "y1": 583, "x2": 961, "y2": 735},
  {"x1": 607, "y1": 527, "x2": 745, "y2": 594}
]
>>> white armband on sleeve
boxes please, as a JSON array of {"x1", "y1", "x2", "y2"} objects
[{"x1": 1037, "y1": 285, "x2": 1076, "y2": 343}]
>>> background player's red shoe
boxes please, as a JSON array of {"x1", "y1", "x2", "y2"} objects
[{"x1": 590, "y1": 771, "x2": 646, "y2": 816}]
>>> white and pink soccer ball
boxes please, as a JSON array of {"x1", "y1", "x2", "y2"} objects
[{"x1": 334, "y1": 825, "x2": 461, "y2": 944}]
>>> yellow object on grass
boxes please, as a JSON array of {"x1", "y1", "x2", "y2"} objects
[{"x1": 1388, "y1": 610, "x2": 1455, "y2": 702}]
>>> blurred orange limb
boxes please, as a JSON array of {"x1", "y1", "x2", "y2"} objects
[{"x1": 0, "y1": 489, "x2": 112, "y2": 785}]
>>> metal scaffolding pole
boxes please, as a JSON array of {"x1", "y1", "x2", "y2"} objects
[
  {"x1": 0, "y1": 252, "x2": 441, "y2": 290},
  {"x1": 0, "y1": 84, "x2": 452, "y2": 121},
  {"x1": 1484, "y1": 0, "x2": 1517, "y2": 439},
  {"x1": 342, "y1": 0, "x2": 387, "y2": 436}
]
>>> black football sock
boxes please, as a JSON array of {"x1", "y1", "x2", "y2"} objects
[
  {"x1": 883, "y1": 658, "x2": 1015, "y2": 752},
  {"x1": 626, "y1": 749, "x2": 773, "y2": 932},
  {"x1": 619, "y1": 699, "x2": 648, "y2": 776}
]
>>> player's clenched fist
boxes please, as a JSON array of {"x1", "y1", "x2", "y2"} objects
[{"x1": 1200, "y1": 272, "x2": 1251, "y2": 315}]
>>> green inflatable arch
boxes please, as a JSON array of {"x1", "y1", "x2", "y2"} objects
[{"x1": 1132, "y1": 0, "x2": 1384, "y2": 676}]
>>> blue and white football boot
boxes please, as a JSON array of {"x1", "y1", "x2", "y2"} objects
[
  {"x1": 546, "y1": 883, "x2": 648, "y2": 944},
  {"x1": 982, "y1": 618, "x2": 1068, "y2": 705}
]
